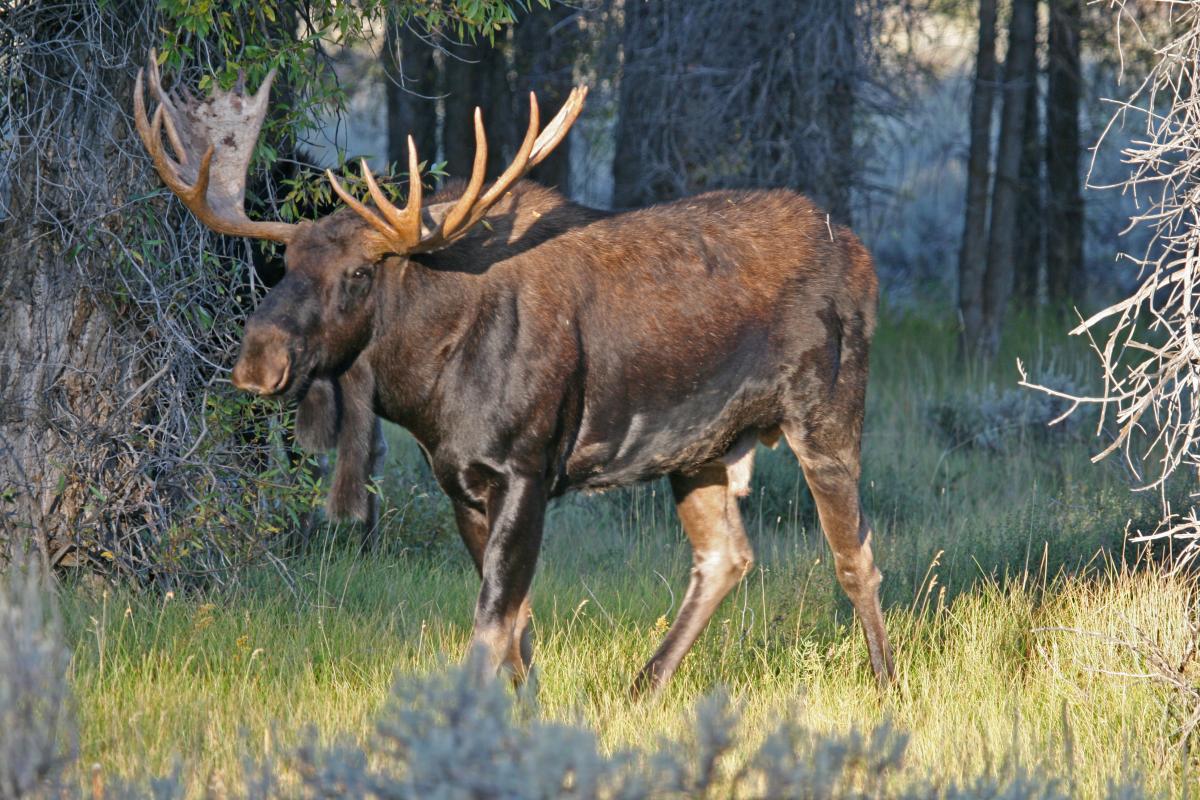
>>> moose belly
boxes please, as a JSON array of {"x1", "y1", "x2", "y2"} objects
[{"x1": 562, "y1": 368, "x2": 782, "y2": 492}]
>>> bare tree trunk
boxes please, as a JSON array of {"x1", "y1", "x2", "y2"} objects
[
  {"x1": 957, "y1": 0, "x2": 998, "y2": 356},
  {"x1": 1015, "y1": 35, "x2": 1043, "y2": 303},
  {"x1": 0, "y1": 5, "x2": 151, "y2": 563},
  {"x1": 611, "y1": 0, "x2": 872, "y2": 212},
  {"x1": 820, "y1": 0, "x2": 858, "y2": 226},
  {"x1": 510, "y1": 3, "x2": 580, "y2": 191},
  {"x1": 441, "y1": 47, "x2": 475, "y2": 176},
  {"x1": 611, "y1": 0, "x2": 658, "y2": 208},
  {"x1": 1, "y1": 3, "x2": 319, "y2": 579},
  {"x1": 981, "y1": 0, "x2": 1039, "y2": 355},
  {"x1": 1046, "y1": 0, "x2": 1084, "y2": 307},
  {"x1": 383, "y1": 15, "x2": 438, "y2": 168},
  {"x1": 442, "y1": 37, "x2": 514, "y2": 180}
]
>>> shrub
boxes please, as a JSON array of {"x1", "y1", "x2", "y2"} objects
[
  {"x1": 0, "y1": 562, "x2": 1154, "y2": 799},
  {"x1": 0, "y1": 556, "x2": 74, "y2": 798},
  {"x1": 928, "y1": 371, "x2": 1093, "y2": 453}
]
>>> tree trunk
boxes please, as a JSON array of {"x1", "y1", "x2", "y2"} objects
[
  {"x1": 441, "y1": 36, "x2": 514, "y2": 181},
  {"x1": 1, "y1": 3, "x2": 307, "y2": 580},
  {"x1": 1, "y1": 4, "x2": 155, "y2": 564},
  {"x1": 957, "y1": 0, "x2": 999, "y2": 356},
  {"x1": 981, "y1": 0, "x2": 1039, "y2": 355},
  {"x1": 510, "y1": 3, "x2": 580, "y2": 192},
  {"x1": 611, "y1": 0, "x2": 658, "y2": 208},
  {"x1": 612, "y1": 0, "x2": 868, "y2": 212},
  {"x1": 383, "y1": 14, "x2": 438, "y2": 170},
  {"x1": 1015, "y1": 29, "x2": 1043, "y2": 304},
  {"x1": 819, "y1": 0, "x2": 858, "y2": 226},
  {"x1": 1045, "y1": 0, "x2": 1084, "y2": 307}
]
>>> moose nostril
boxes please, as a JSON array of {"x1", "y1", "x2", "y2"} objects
[
  {"x1": 231, "y1": 340, "x2": 292, "y2": 396},
  {"x1": 267, "y1": 357, "x2": 291, "y2": 394}
]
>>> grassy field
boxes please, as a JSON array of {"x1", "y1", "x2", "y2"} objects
[{"x1": 58, "y1": 313, "x2": 1196, "y2": 796}]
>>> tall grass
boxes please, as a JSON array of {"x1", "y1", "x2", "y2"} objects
[{"x1": 49, "y1": 314, "x2": 1194, "y2": 796}]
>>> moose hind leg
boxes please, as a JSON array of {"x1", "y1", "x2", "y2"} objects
[
  {"x1": 783, "y1": 421, "x2": 894, "y2": 685},
  {"x1": 631, "y1": 460, "x2": 754, "y2": 697}
]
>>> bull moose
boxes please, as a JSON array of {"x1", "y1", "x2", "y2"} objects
[{"x1": 132, "y1": 51, "x2": 894, "y2": 695}]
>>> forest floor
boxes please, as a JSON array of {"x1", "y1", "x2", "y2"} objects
[{"x1": 60, "y1": 313, "x2": 1196, "y2": 797}]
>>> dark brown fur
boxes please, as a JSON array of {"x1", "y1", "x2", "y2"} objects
[
  {"x1": 235, "y1": 179, "x2": 894, "y2": 693},
  {"x1": 290, "y1": 182, "x2": 603, "y2": 535}
]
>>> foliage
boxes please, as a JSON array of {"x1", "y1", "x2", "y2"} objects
[
  {"x1": 1021, "y1": 1, "x2": 1200, "y2": 567},
  {"x1": 0, "y1": 0, "x2": 523, "y2": 585},
  {"x1": 928, "y1": 371, "x2": 1093, "y2": 453}
]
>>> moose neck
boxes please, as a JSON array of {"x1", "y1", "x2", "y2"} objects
[
  {"x1": 365, "y1": 257, "x2": 484, "y2": 446},
  {"x1": 358, "y1": 181, "x2": 607, "y2": 447}
]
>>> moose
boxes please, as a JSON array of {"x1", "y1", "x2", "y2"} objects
[{"x1": 132, "y1": 51, "x2": 894, "y2": 694}]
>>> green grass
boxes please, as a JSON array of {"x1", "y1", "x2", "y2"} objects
[{"x1": 60, "y1": 313, "x2": 1196, "y2": 796}]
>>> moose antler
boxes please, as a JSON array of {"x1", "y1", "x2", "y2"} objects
[
  {"x1": 133, "y1": 49, "x2": 298, "y2": 243},
  {"x1": 327, "y1": 86, "x2": 587, "y2": 258}
]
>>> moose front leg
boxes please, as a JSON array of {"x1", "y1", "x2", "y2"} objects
[
  {"x1": 467, "y1": 473, "x2": 546, "y2": 681},
  {"x1": 452, "y1": 500, "x2": 534, "y2": 677}
]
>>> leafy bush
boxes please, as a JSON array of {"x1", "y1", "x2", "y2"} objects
[{"x1": 928, "y1": 371, "x2": 1094, "y2": 453}]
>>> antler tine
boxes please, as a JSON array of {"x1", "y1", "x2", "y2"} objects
[
  {"x1": 149, "y1": 105, "x2": 188, "y2": 194},
  {"x1": 476, "y1": 92, "x2": 540, "y2": 209},
  {"x1": 436, "y1": 108, "x2": 490, "y2": 238},
  {"x1": 134, "y1": 73, "x2": 185, "y2": 192},
  {"x1": 326, "y1": 166, "x2": 398, "y2": 244},
  {"x1": 145, "y1": 51, "x2": 190, "y2": 165},
  {"x1": 425, "y1": 93, "x2": 542, "y2": 242},
  {"x1": 327, "y1": 84, "x2": 586, "y2": 257},
  {"x1": 252, "y1": 66, "x2": 278, "y2": 109},
  {"x1": 360, "y1": 136, "x2": 424, "y2": 250},
  {"x1": 529, "y1": 86, "x2": 588, "y2": 167},
  {"x1": 401, "y1": 137, "x2": 423, "y2": 240}
]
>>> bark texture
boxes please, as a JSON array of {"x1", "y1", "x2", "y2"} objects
[
  {"x1": 510, "y1": 3, "x2": 580, "y2": 191},
  {"x1": 384, "y1": 16, "x2": 439, "y2": 167},
  {"x1": 611, "y1": 0, "x2": 870, "y2": 217},
  {"x1": 958, "y1": 0, "x2": 998, "y2": 355},
  {"x1": 1, "y1": 4, "x2": 156, "y2": 563},
  {"x1": 0, "y1": 3, "x2": 298, "y2": 579},
  {"x1": 1046, "y1": 0, "x2": 1084, "y2": 306},
  {"x1": 442, "y1": 37, "x2": 514, "y2": 179},
  {"x1": 1015, "y1": 62, "x2": 1043, "y2": 303},
  {"x1": 434, "y1": 7, "x2": 580, "y2": 190},
  {"x1": 981, "y1": 0, "x2": 1039, "y2": 355}
]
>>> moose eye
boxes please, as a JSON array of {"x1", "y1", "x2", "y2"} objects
[{"x1": 350, "y1": 267, "x2": 371, "y2": 281}]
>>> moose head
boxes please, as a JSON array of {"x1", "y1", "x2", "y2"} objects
[{"x1": 132, "y1": 51, "x2": 585, "y2": 400}]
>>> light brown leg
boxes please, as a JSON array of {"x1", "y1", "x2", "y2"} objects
[
  {"x1": 783, "y1": 424, "x2": 894, "y2": 685},
  {"x1": 631, "y1": 461, "x2": 754, "y2": 697}
]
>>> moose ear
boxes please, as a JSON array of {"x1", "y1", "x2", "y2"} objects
[{"x1": 295, "y1": 378, "x2": 338, "y2": 452}]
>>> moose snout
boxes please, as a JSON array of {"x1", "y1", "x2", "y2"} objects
[{"x1": 231, "y1": 327, "x2": 292, "y2": 396}]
